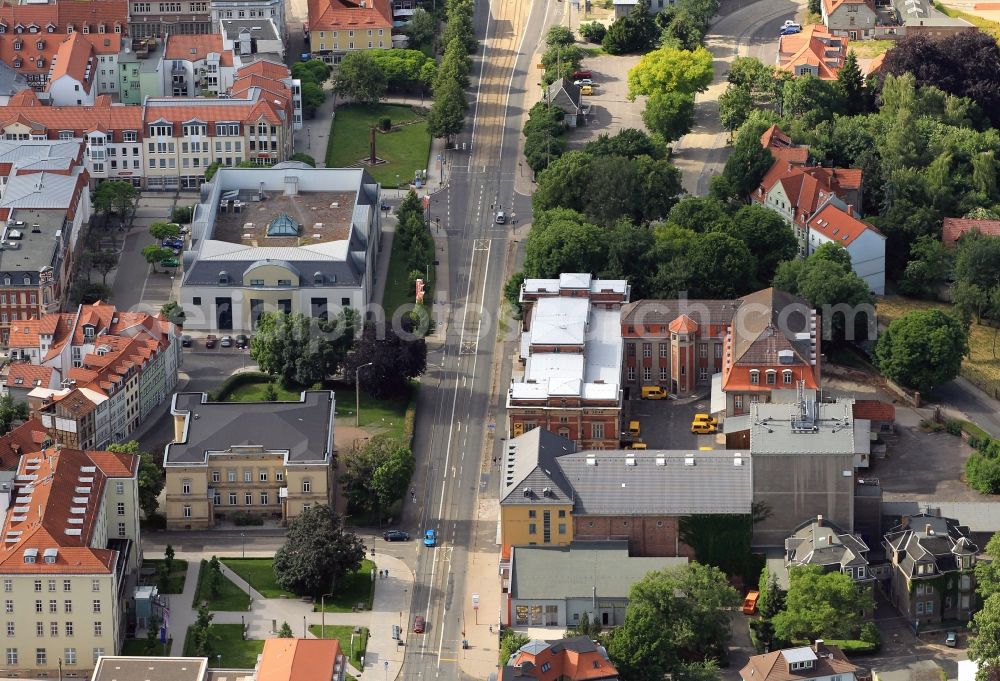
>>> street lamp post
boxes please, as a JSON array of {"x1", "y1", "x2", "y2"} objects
[
  {"x1": 355, "y1": 362, "x2": 374, "y2": 427},
  {"x1": 241, "y1": 532, "x2": 245, "y2": 558},
  {"x1": 321, "y1": 593, "x2": 334, "y2": 640},
  {"x1": 384, "y1": 660, "x2": 389, "y2": 681}
]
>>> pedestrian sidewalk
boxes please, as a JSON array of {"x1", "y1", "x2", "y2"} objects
[
  {"x1": 165, "y1": 560, "x2": 201, "y2": 655},
  {"x1": 458, "y1": 497, "x2": 502, "y2": 680},
  {"x1": 364, "y1": 553, "x2": 413, "y2": 681}
]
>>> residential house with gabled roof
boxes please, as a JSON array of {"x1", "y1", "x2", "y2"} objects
[
  {"x1": 821, "y1": 0, "x2": 880, "y2": 40},
  {"x1": 0, "y1": 444, "x2": 140, "y2": 677},
  {"x1": 777, "y1": 24, "x2": 848, "y2": 80},
  {"x1": 544, "y1": 77, "x2": 586, "y2": 127},
  {"x1": 806, "y1": 203, "x2": 885, "y2": 293},
  {"x1": 740, "y1": 641, "x2": 867, "y2": 681},
  {"x1": 941, "y1": 217, "x2": 1000, "y2": 247},
  {"x1": 0, "y1": 32, "x2": 121, "y2": 102},
  {"x1": 4, "y1": 363, "x2": 56, "y2": 403},
  {"x1": 503, "y1": 636, "x2": 619, "y2": 681},
  {"x1": 0, "y1": 417, "x2": 47, "y2": 470},
  {"x1": 883, "y1": 513, "x2": 978, "y2": 626},
  {"x1": 159, "y1": 33, "x2": 236, "y2": 97},
  {"x1": 307, "y1": 0, "x2": 392, "y2": 64},
  {"x1": 785, "y1": 515, "x2": 874, "y2": 583}
]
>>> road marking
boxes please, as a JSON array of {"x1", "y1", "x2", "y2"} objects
[{"x1": 439, "y1": 658, "x2": 458, "y2": 663}]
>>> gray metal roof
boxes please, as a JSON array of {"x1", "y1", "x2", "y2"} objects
[
  {"x1": 501, "y1": 428, "x2": 576, "y2": 505},
  {"x1": 785, "y1": 518, "x2": 870, "y2": 570},
  {"x1": 882, "y1": 501, "x2": 1000, "y2": 534},
  {"x1": 546, "y1": 77, "x2": 581, "y2": 115},
  {"x1": 92, "y1": 657, "x2": 207, "y2": 681},
  {"x1": 0, "y1": 209, "x2": 65, "y2": 278},
  {"x1": 557, "y1": 449, "x2": 752, "y2": 516},
  {"x1": 164, "y1": 391, "x2": 335, "y2": 465},
  {"x1": 621, "y1": 298, "x2": 740, "y2": 326},
  {"x1": 509, "y1": 541, "x2": 687, "y2": 600},
  {"x1": 220, "y1": 18, "x2": 280, "y2": 40},
  {"x1": 749, "y1": 399, "x2": 863, "y2": 455},
  {"x1": 883, "y1": 513, "x2": 977, "y2": 579}
]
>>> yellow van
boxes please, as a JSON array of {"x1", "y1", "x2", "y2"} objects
[
  {"x1": 691, "y1": 422, "x2": 717, "y2": 435},
  {"x1": 626, "y1": 441, "x2": 648, "y2": 450},
  {"x1": 628, "y1": 420, "x2": 641, "y2": 437},
  {"x1": 641, "y1": 386, "x2": 668, "y2": 400},
  {"x1": 692, "y1": 413, "x2": 718, "y2": 427}
]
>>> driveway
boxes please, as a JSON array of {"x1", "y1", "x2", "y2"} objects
[
  {"x1": 867, "y1": 593, "x2": 969, "y2": 679},
  {"x1": 625, "y1": 394, "x2": 722, "y2": 450},
  {"x1": 870, "y1": 425, "x2": 979, "y2": 502}
]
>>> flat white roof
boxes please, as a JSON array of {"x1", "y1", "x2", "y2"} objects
[
  {"x1": 522, "y1": 275, "x2": 629, "y2": 296},
  {"x1": 782, "y1": 647, "x2": 818, "y2": 664},
  {"x1": 511, "y1": 306, "x2": 622, "y2": 401},
  {"x1": 750, "y1": 399, "x2": 862, "y2": 455}
]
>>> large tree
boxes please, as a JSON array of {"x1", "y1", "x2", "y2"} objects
[
  {"x1": 0, "y1": 393, "x2": 28, "y2": 436},
  {"x1": 722, "y1": 204, "x2": 798, "y2": 284},
  {"x1": 108, "y1": 441, "x2": 165, "y2": 519},
  {"x1": 683, "y1": 232, "x2": 757, "y2": 298},
  {"x1": 772, "y1": 565, "x2": 870, "y2": 642},
  {"x1": 340, "y1": 436, "x2": 416, "y2": 518},
  {"x1": 343, "y1": 322, "x2": 427, "y2": 399},
  {"x1": 666, "y1": 196, "x2": 733, "y2": 233},
  {"x1": 334, "y1": 51, "x2": 388, "y2": 104},
  {"x1": 874, "y1": 308, "x2": 968, "y2": 393},
  {"x1": 602, "y1": 0, "x2": 658, "y2": 54},
  {"x1": 977, "y1": 533, "x2": 1000, "y2": 602},
  {"x1": 273, "y1": 505, "x2": 366, "y2": 598},
  {"x1": 93, "y1": 181, "x2": 140, "y2": 229},
  {"x1": 627, "y1": 45, "x2": 714, "y2": 99},
  {"x1": 406, "y1": 8, "x2": 435, "y2": 50},
  {"x1": 606, "y1": 562, "x2": 739, "y2": 681},
  {"x1": 642, "y1": 91, "x2": 695, "y2": 144},
  {"x1": 523, "y1": 208, "x2": 608, "y2": 278},
  {"x1": 585, "y1": 128, "x2": 663, "y2": 160},
  {"x1": 710, "y1": 125, "x2": 775, "y2": 203},
  {"x1": 427, "y1": 78, "x2": 467, "y2": 141},
  {"x1": 250, "y1": 310, "x2": 357, "y2": 387},
  {"x1": 970, "y1": 593, "x2": 1000, "y2": 681}
]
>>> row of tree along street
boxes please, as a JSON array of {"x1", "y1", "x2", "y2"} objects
[{"x1": 427, "y1": 0, "x2": 475, "y2": 142}]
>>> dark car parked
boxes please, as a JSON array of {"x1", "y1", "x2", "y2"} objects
[
  {"x1": 181, "y1": 334, "x2": 193, "y2": 347},
  {"x1": 235, "y1": 334, "x2": 249, "y2": 349},
  {"x1": 383, "y1": 530, "x2": 410, "y2": 542},
  {"x1": 205, "y1": 335, "x2": 218, "y2": 349}
]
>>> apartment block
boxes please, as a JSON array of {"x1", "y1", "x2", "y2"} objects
[
  {"x1": 211, "y1": 0, "x2": 287, "y2": 41},
  {"x1": 307, "y1": 0, "x2": 392, "y2": 64},
  {"x1": 0, "y1": 32, "x2": 122, "y2": 103},
  {"x1": 163, "y1": 391, "x2": 335, "y2": 529},
  {"x1": 0, "y1": 2, "x2": 128, "y2": 38},
  {"x1": 159, "y1": 33, "x2": 234, "y2": 97},
  {"x1": 7, "y1": 301, "x2": 180, "y2": 447},
  {"x1": 0, "y1": 446, "x2": 141, "y2": 678},
  {"x1": 508, "y1": 274, "x2": 630, "y2": 450},
  {"x1": 128, "y1": 0, "x2": 212, "y2": 38}
]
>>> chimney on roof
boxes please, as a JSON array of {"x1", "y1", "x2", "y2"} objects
[
  {"x1": 816, "y1": 514, "x2": 823, "y2": 527},
  {"x1": 813, "y1": 639, "x2": 824, "y2": 652},
  {"x1": 847, "y1": 204, "x2": 854, "y2": 216},
  {"x1": 926, "y1": 523, "x2": 933, "y2": 536}
]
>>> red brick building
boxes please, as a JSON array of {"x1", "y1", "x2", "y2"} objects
[{"x1": 508, "y1": 274, "x2": 630, "y2": 449}]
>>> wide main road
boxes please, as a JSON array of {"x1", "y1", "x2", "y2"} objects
[{"x1": 403, "y1": 0, "x2": 546, "y2": 677}]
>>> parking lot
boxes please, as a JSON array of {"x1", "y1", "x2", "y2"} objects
[
  {"x1": 624, "y1": 394, "x2": 723, "y2": 450},
  {"x1": 565, "y1": 53, "x2": 646, "y2": 149}
]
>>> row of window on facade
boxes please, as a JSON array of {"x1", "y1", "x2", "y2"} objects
[
  {"x1": 627, "y1": 342, "x2": 723, "y2": 359},
  {"x1": 148, "y1": 123, "x2": 278, "y2": 138},
  {"x1": 3, "y1": 646, "x2": 106, "y2": 667},
  {"x1": 0, "y1": 23, "x2": 121, "y2": 34},
  {"x1": 316, "y1": 29, "x2": 385, "y2": 38},
  {"x1": 131, "y1": 2, "x2": 209, "y2": 12},
  {"x1": 221, "y1": 8, "x2": 277, "y2": 18},
  {"x1": 627, "y1": 365, "x2": 712, "y2": 382},
  {"x1": 15, "y1": 598, "x2": 103, "y2": 614},
  {"x1": 749, "y1": 369, "x2": 796, "y2": 386},
  {"x1": 6, "y1": 579, "x2": 102, "y2": 593},
  {"x1": 518, "y1": 421, "x2": 608, "y2": 440}
]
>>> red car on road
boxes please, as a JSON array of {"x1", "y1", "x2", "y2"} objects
[{"x1": 413, "y1": 615, "x2": 425, "y2": 633}]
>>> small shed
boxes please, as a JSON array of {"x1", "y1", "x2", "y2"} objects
[{"x1": 545, "y1": 78, "x2": 586, "y2": 127}]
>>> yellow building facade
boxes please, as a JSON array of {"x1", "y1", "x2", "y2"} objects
[
  {"x1": 500, "y1": 502, "x2": 574, "y2": 549},
  {"x1": 163, "y1": 391, "x2": 336, "y2": 530}
]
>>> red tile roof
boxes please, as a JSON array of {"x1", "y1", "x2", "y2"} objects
[
  {"x1": 942, "y1": 217, "x2": 1000, "y2": 246},
  {"x1": 308, "y1": 0, "x2": 392, "y2": 32},
  {"x1": 236, "y1": 59, "x2": 291, "y2": 81},
  {"x1": 0, "y1": 446, "x2": 137, "y2": 574},
  {"x1": 807, "y1": 203, "x2": 881, "y2": 247},
  {"x1": 668, "y1": 315, "x2": 698, "y2": 334},
  {"x1": 8, "y1": 319, "x2": 40, "y2": 348},
  {"x1": 0, "y1": 0, "x2": 127, "y2": 36},
  {"x1": 761, "y1": 124, "x2": 794, "y2": 149},
  {"x1": 853, "y1": 399, "x2": 895, "y2": 422},
  {"x1": 257, "y1": 639, "x2": 344, "y2": 681},
  {"x1": 777, "y1": 25, "x2": 848, "y2": 80},
  {"x1": 49, "y1": 32, "x2": 94, "y2": 93},
  {"x1": 0, "y1": 90, "x2": 142, "y2": 142},
  {"x1": 508, "y1": 637, "x2": 619, "y2": 681},
  {"x1": 5, "y1": 363, "x2": 53, "y2": 389},
  {"x1": 164, "y1": 33, "x2": 234, "y2": 66},
  {"x1": 821, "y1": 0, "x2": 872, "y2": 17},
  {"x1": 0, "y1": 417, "x2": 46, "y2": 471}
]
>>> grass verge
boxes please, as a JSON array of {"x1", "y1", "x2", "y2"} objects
[
  {"x1": 877, "y1": 295, "x2": 1000, "y2": 398},
  {"x1": 326, "y1": 104, "x2": 432, "y2": 187},
  {"x1": 121, "y1": 638, "x2": 172, "y2": 656},
  {"x1": 309, "y1": 624, "x2": 369, "y2": 669},
  {"x1": 143, "y1": 558, "x2": 189, "y2": 594},
  {"x1": 381, "y1": 235, "x2": 434, "y2": 324},
  {"x1": 193, "y1": 559, "x2": 251, "y2": 611},
  {"x1": 312, "y1": 559, "x2": 376, "y2": 613},
  {"x1": 331, "y1": 384, "x2": 412, "y2": 440},
  {"x1": 220, "y1": 558, "x2": 295, "y2": 599},
  {"x1": 183, "y1": 623, "x2": 264, "y2": 667}
]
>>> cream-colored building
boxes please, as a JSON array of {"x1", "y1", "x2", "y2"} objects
[
  {"x1": 163, "y1": 391, "x2": 335, "y2": 530},
  {"x1": 0, "y1": 447, "x2": 140, "y2": 678}
]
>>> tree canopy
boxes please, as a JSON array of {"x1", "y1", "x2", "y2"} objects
[
  {"x1": 874, "y1": 308, "x2": 968, "y2": 393},
  {"x1": 772, "y1": 565, "x2": 870, "y2": 642},
  {"x1": 340, "y1": 436, "x2": 416, "y2": 518},
  {"x1": 273, "y1": 505, "x2": 366, "y2": 598},
  {"x1": 108, "y1": 441, "x2": 164, "y2": 519},
  {"x1": 249, "y1": 310, "x2": 357, "y2": 387},
  {"x1": 343, "y1": 322, "x2": 427, "y2": 398},
  {"x1": 627, "y1": 45, "x2": 714, "y2": 99},
  {"x1": 334, "y1": 51, "x2": 388, "y2": 104}
]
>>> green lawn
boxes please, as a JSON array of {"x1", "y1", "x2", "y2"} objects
[
  {"x1": 219, "y1": 558, "x2": 295, "y2": 599},
  {"x1": 121, "y1": 639, "x2": 172, "y2": 656},
  {"x1": 183, "y1": 624, "x2": 264, "y2": 667},
  {"x1": 326, "y1": 104, "x2": 432, "y2": 188},
  {"x1": 381, "y1": 237, "x2": 435, "y2": 325},
  {"x1": 222, "y1": 382, "x2": 304, "y2": 402},
  {"x1": 849, "y1": 39, "x2": 896, "y2": 58},
  {"x1": 192, "y1": 559, "x2": 251, "y2": 611},
  {"x1": 143, "y1": 559, "x2": 189, "y2": 594},
  {"x1": 332, "y1": 385, "x2": 412, "y2": 440},
  {"x1": 313, "y1": 559, "x2": 376, "y2": 613},
  {"x1": 308, "y1": 624, "x2": 369, "y2": 669}
]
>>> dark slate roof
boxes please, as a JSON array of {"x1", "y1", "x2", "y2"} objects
[
  {"x1": 557, "y1": 449, "x2": 752, "y2": 516},
  {"x1": 786, "y1": 518, "x2": 870, "y2": 570},
  {"x1": 501, "y1": 428, "x2": 576, "y2": 505},
  {"x1": 182, "y1": 250, "x2": 363, "y2": 287},
  {"x1": 164, "y1": 391, "x2": 335, "y2": 465},
  {"x1": 883, "y1": 513, "x2": 978, "y2": 579},
  {"x1": 546, "y1": 77, "x2": 581, "y2": 115}
]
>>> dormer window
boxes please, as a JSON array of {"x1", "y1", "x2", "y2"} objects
[
  {"x1": 36, "y1": 58, "x2": 44, "y2": 68},
  {"x1": 22, "y1": 275, "x2": 29, "y2": 286},
  {"x1": 314, "y1": 272, "x2": 323, "y2": 285},
  {"x1": 218, "y1": 271, "x2": 229, "y2": 285},
  {"x1": 46, "y1": 23, "x2": 55, "y2": 33},
  {"x1": 749, "y1": 370, "x2": 759, "y2": 385}
]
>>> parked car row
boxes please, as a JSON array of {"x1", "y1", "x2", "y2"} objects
[
  {"x1": 779, "y1": 19, "x2": 801, "y2": 35},
  {"x1": 190, "y1": 334, "x2": 249, "y2": 350}
]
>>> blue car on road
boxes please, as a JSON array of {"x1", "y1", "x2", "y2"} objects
[{"x1": 423, "y1": 529, "x2": 437, "y2": 547}]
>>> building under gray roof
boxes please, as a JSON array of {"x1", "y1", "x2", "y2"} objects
[
  {"x1": 785, "y1": 516, "x2": 871, "y2": 573},
  {"x1": 883, "y1": 513, "x2": 977, "y2": 579},
  {"x1": 92, "y1": 656, "x2": 208, "y2": 681},
  {"x1": 164, "y1": 391, "x2": 335, "y2": 466},
  {"x1": 509, "y1": 541, "x2": 687, "y2": 601},
  {"x1": 557, "y1": 449, "x2": 752, "y2": 516},
  {"x1": 749, "y1": 398, "x2": 867, "y2": 456},
  {"x1": 501, "y1": 427, "x2": 576, "y2": 505},
  {"x1": 220, "y1": 17, "x2": 280, "y2": 41},
  {"x1": 883, "y1": 501, "x2": 1000, "y2": 536}
]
